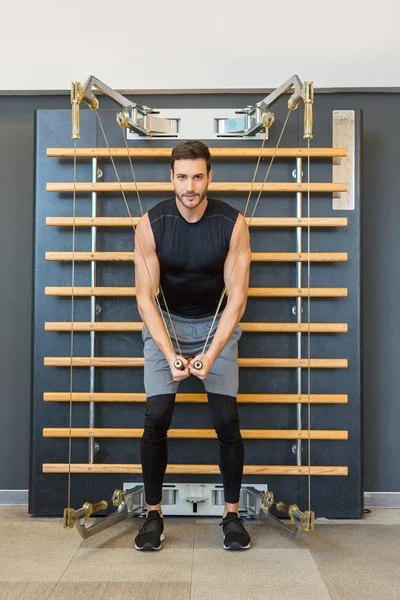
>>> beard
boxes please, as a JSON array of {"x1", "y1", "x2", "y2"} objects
[{"x1": 175, "y1": 187, "x2": 208, "y2": 210}]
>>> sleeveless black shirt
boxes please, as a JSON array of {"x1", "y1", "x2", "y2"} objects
[{"x1": 147, "y1": 197, "x2": 239, "y2": 318}]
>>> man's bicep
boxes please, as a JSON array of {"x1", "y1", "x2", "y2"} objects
[
  {"x1": 226, "y1": 248, "x2": 250, "y2": 293},
  {"x1": 135, "y1": 251, "x2": 160, "y2": 296},
  {"x1": 134, "y1": 218, "x2": 160, "y2": 301},
  {"x1": 224, "y1": 215, "x2": 251, "y2": 293}
]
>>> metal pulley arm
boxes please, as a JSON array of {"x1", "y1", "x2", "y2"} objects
[
  {"x1": 233, "y1": 74, "x2": 313, "y2": 139},
  {"x1": 71, "y1": 75, "x2": 176, "y2": 139},
  {"x1": 81, "y1": 75, "x2": 136, "y2": 112}
]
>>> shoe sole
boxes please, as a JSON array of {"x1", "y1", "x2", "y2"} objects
[
  {"x1": 224, "y1": 541, "x2": 251, "y2": 551},
  {"x1": 135, "y1": 533, "x2": 165, "y2": 551}
]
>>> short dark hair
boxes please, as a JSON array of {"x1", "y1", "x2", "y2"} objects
[{"x1": 171, "y1": 140, "x2": 211, "y2": 174}]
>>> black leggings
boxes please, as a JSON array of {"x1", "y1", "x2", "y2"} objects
[{"x1": 141, "y1": 392, "x2": 244, "y2": 505}]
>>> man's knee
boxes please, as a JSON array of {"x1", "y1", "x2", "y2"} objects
[
  {"x1": 207, "y1": 393, "x2": 243, "y2": 446},
  {"x1": 143, "y1": 393, "x2": 175, "y2": 438}
]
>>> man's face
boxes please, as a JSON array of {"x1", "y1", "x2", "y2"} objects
[{"x1": 171, "y1": 158, "x2": 212, "y2": 210}]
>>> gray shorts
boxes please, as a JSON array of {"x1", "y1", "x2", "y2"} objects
[{"x1": 142, "y1": 311, "x2": 242, "y2": 398}]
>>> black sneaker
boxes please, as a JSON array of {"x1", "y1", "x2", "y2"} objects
[
  {"x1": 134, "y1": 510, "x2": 164, "y2": 551},
  {"x1": 219, "y1": 512, "x2": 251, "y2": 550}
]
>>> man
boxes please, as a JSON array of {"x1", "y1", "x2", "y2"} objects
[{"x1": 134, "y1": 140, "x2": 251, "y2": 551}]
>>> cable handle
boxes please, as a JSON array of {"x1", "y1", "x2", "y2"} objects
[{"x1": 174, "y1": 358, "x2": 203, "y2": 371}]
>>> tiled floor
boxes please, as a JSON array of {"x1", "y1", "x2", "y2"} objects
[{"x1": 1, "y1": 506, "x2": 400, "y2": 599}]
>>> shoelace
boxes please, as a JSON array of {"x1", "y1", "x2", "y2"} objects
[
  {"x1": 219, "y1": 515, "x2": 244, "y2": 528},
  {"x1": 138, "y1": 512, "x2": 162, "y2": 533}
]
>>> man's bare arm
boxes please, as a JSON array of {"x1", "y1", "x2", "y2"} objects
[
  {"x1": 189, "y1": 213, "x2": 251, "y2": 378},
  {"x1": 135, "y1": 214, "x2": 190, "y2": 381}
]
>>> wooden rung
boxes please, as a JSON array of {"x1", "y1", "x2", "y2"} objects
[
  {"x1": 46, "y1": 182, "x2": 347, "y2": 193},
  {"x1": 43, "y1": 428, "x2": 348, "y2": 440},
  {"x1": 42, "y1": 463, "x2": 348, "y2": 476},
  {"x1": 44, "y1": 287, "x2": 348, "y2": 298},
  {"x1": 253, "y1": 253, "x2": 347, "y2": 262},
  {"x1": 46, "y1": 147, "x2": 348, "y2": 159},
  {"x1": 45, "y1": 252, "x2": 348, "y2": 263},
  {"x1": 43, "y1": 392, "x2": 348, "y2": 403},
  {"x1": 44, "y1": 322, "x2": 348, "y2": 333},
  {"x1": 240, "y1": 322, "x2": 348, "y2": 332},
  {"x1": 46, "y1": 216, "x2": 348, "y2": 228},
  {"x1": 44, "y1": 357, "x2": 348, "y2": 368}
]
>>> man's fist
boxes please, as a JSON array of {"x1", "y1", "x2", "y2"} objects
[
  {"x1": 169, "y1": 355, "x2": 190, "y2": 381},
  {"x1": 188, "y1": 354, "x2": 212, "y2": 380}
]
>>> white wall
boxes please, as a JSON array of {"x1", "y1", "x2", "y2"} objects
[{"x1": 2, "y1": 0, "x2": 399, "y2": 91}]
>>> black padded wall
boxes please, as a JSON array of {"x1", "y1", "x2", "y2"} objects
[{"x1": 30, "y1": 106, "x2": 361, "y2": 517}]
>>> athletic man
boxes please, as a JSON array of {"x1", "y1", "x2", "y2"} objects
[{"x1": 134, "y1": 140, "x2": 251, "y2": 551}]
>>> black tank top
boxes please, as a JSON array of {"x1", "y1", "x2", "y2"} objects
[{"x1": 147, "y1": 197, "x2": 239, "y2": 318}]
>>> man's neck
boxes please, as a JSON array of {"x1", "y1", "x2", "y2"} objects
[{"x1": 175, "y1": 197, "x2": 208, "y2": 223}]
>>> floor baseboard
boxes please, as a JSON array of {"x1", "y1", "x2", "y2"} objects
[
  {"x1": 364, "y1": 492, "x2": 400, "y2": 508},
  {"x1": 0, "y1": 490, "x2": 29, "y2": 505}
]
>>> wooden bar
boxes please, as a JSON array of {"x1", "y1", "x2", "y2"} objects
[
  {"x1": 43, "y1": 428, "x2": 348, "y2": 440},
  {"x1": 240, "y1": 322, "x2": 348, "y2": 332},
  {"x1": 46, "y1": 182, "x2": 347, "y2": 193},
  {"x1": 44, "y1": 321, "x2": 348, "y2": 333},
  {"x1": 45, "y1": 252, "x2": 348, "y2": 263},
  {"x1": 252, "y1": 253, "x2": 347, "y2": 262},
  {"x1": 44, "y1": 287, "x2": 348, "y2": 298},
  {"x1": 44, "y1": 357, "x2": 348, "y2": 368},
  {"x1": 47, "y1": 147, "x2": 348, "y2": 159},
  {"x1": 248, "y1": 288, "x2": 348, "y2": 297},
  {"x1": 46, "y1": 216, "x2": 348, "y2": 227},
  {"x1": 43, "y1": 392, "x2": 348, "y2": 403},
  {"x1": 42, "y1": 463, "x2": 349, "y2": 475}
]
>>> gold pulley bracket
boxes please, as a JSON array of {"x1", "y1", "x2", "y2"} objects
[
  {"x1": 63, "y1": 507, "x2": 78, "y2": 529},
  {"x1": 301, "y1": 510, "x2": 315, "y2": 533},
  {"x1": 288, "y1": 93, "x2": 301, "y2": 112},
  {"x1": 82, "y1": 500, "x2": 108, "y2": 519},
  {"x1": 116, "y1": 111, "x2": 130, "y2": 129},
  {"x1": 276, "y1": 501, "x2": 315, "y2": 533},
  {"x1": 286, "y1": 80, "x2": 314, "y2": 139},
  {"x1": 111, "y1": 488, "x2": 126, "y2": 507},
  {"x1": 71, "y1": 81, "x2": 99, "y2": 140},
  {"x1": 71, "y1": 82, "x2": 84, "y2": 141},
  {"x1": 63, "y1": 499, "x2": 108, "y2": 529},
  {"x1": 302, "y1": 80, "x2": 314, "y2": 139},
  {"x1": 262, "y1": 490, "x2": 275, "y2": 509},
  {"x1": 262, "y1": 111, "x2": 275, "y2": 130}
]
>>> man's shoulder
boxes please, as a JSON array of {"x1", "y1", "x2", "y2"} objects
[
  {"x1": 147, "y1": 198, "x2": 175, "y2": 223},
  {"x1": 208, "y1": 197, "x2": 240, "y2": 221}
]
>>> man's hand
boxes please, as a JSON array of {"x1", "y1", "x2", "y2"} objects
[
  {"x1": 188, "y1": 354, "x2": 213, "y2": 380},
  {"x1": 169, "y1": 355, "x2": 190, "y2": 382}
]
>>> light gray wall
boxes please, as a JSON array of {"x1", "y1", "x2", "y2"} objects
[
  {"x1": 2, "y1": 0, "x2": 399, "y2": 89},
  {"x1": 0, "y1": 91, "x2": 399, "y2": 492}
]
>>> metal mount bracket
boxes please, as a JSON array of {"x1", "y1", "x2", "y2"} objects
[
  {"x1": 240, "y1": 486, "x2": 315, "y2": 539},
  {"x1": 225, "y1": 74, "x2": 303, "y2": 137},
  {"x1": 63, "y1": 485, "x2": 145, "y2": 539}
]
